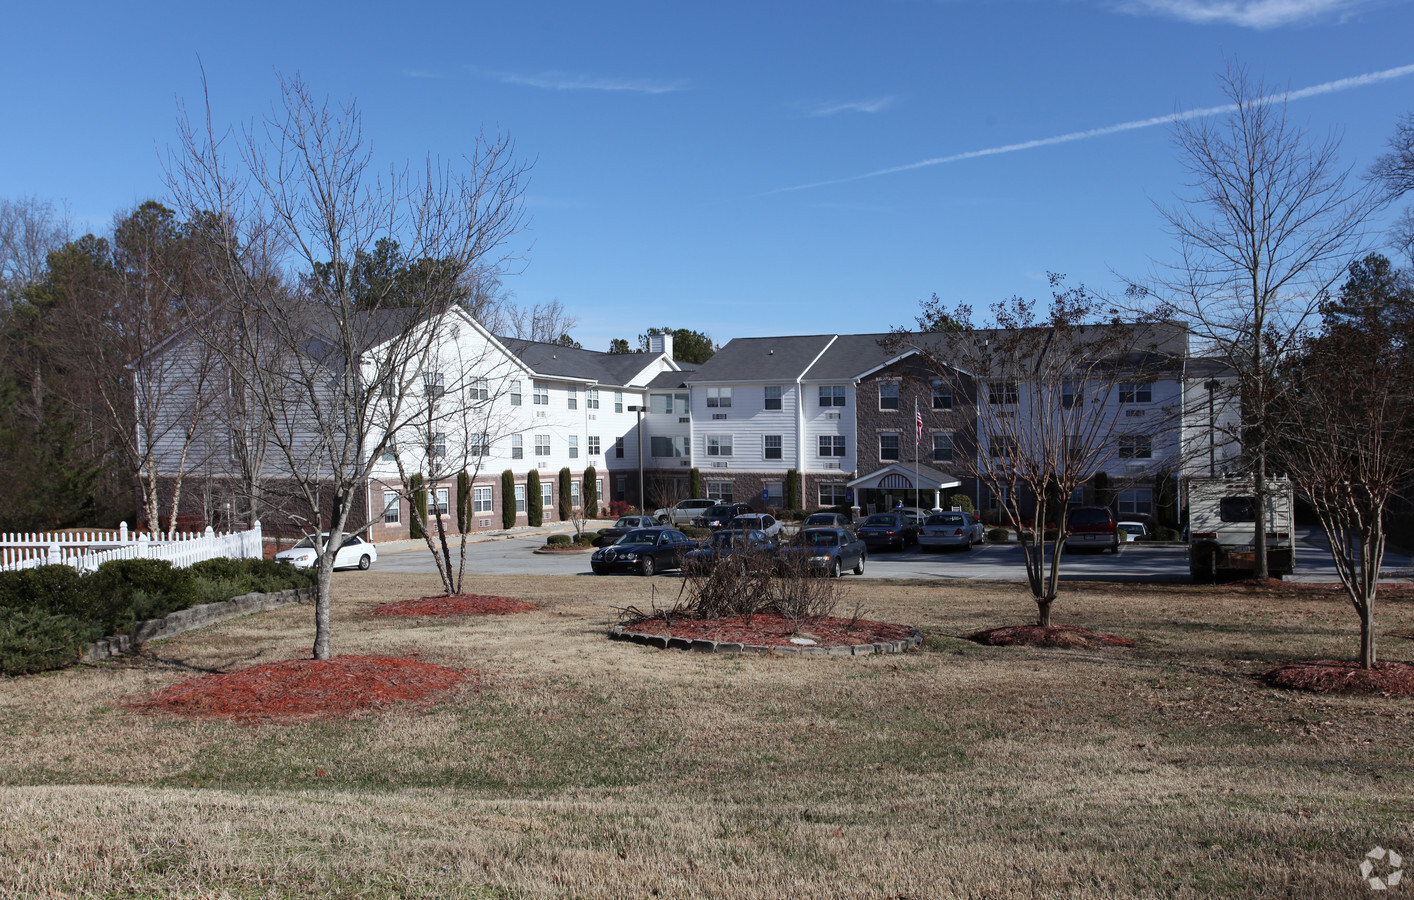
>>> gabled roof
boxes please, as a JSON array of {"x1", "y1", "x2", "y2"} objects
[
  {"x1": 684, "y1": 335, "x2": 837, "y2": 383},
  {"x1": 496, "y1": 337, "x2": 675, "y2": 387}
]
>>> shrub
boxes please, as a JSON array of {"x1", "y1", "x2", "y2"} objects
[
  {"x1": 946, "y1": 493, "x2": 975, "y2": 514},
  {"x1": 546, "y1": 533, "x2": 572, "y2": 548},
  {"x1": 582, "y1": 466, "x2": 598, "y2": 519},
  {"x1": 681, "y1": 525, "x2": 712, "y2": 539},
  {"x1": 501, "y1": 470, "x2": 517, "y2": 529},
  {"x1": 688, "y1": 468, "x2": 702, "y2": 498},
  {"x1": 0, "y1": 607, "x2": 91, "y2": 676},
  {"x1": 987, "y1": 528, "x2": 1010, "y2": 543},
  {"x1": 558, "y1": 468, "x2": 573, "y2": 521},
  {"x1": 0, "y1": 565, "x2": 86, "y2": 617},
  {"x1": 81, "y1": 559, "x2": 200, "y2": 637},
  {"x1": 607, "y1": 500, "x2": 634, "y2": 519},
  {"x1": 526, "y1": 470, "x2": 543, "y2": 527},
  {"x1": 573, "y1": 531, "x2": 598, "y2": 546},
  {"x1": 785, "y1": 469, "x2": 800, "y2": 509},
  {"x1": 409, "y1": 473, "x2": 427, "y2": 539}
]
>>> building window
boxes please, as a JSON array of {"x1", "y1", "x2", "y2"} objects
[
  {"x1": 570, "y1": 481, "x2": 581, "y2": 508},
  {"x1": 651, "y1": 436, "x2": 689, "y2": 457},
  {"x1": 764, "y1": 435, "x2": 783, "y2": 460},
  {"x1": 469, "y1": 433, "x2": 490, "y2": 457},
  {"x1": 430, "y1": 432, "x2": 447, "y2": 458},
  {"x1": 567, "y1": 386, "x2": 577, "y2": 409},
  {"x1": 1069, "y1": 486, "x2": 1085, "y2": 506},
  {"x1": 1061, "y1": 380, "x2": 1081, "y2": 408},
  {"x1": 706, "y1": 387, "x2": 732, "y2": 408},
  {"x1": 989, "y1": 486, "x2": 1010, "y2": 510},
  {"x1": 707, "y1": 435, "x2": 733, "y2": 457},
  {"x1": 988, "y1": 381, "x2": 1018, "y2": 405},
  {"x1": 533, "y1": 381, "x2": 549, "y2": 405},
  {"x1": 932, "y1": 383, "x2": 952, "y2": 410},
  {"x1": 819, "y1": 385, "x2": 846, "y2": 407},
  {"x1": 764, "y1": 385, "x2": 783, "y2": 410},
  {"x1": 651, "y1": 392, "x2": 689, "y2": 414},
  {"x1": 614, "y1": 476, "x2": 627, "y2": 502},
  {"x1": 597, "y1": 478, "x2": 605, "y2": 505},
  {"x1": 380, "y1": 435, "x2": 396, "y2": 462},
  {"x1": 588, "y1": 436, "x2": 601, "y2": 456},
  {"x1": 989, "y1": 436, "x2": 1016, "y2": 457},
  {"x1": 509, "y1": 379, "x2": 522, "y2": 406},
  {"x1": 587, "y1": 389, "x2": 600, "y2": 409},
  {"x1": 474, "y1": 486, "x2": 493, "y2": 513},
  {"x1": 615, "y1": 437, "x2": 625, "y2": 458},
  {"x1": 434, "y1": 487, "x2": 450, "y2": 517},
  {"x1": 511, "y1": 435, "x2": 523, "y2": 460},
  {"x1": 614, "y1": 391, "x2": 623, "y2": 413},
  {"x1": 568, "y1": 435, "x2": 579, "y2": 459},
  {"x1": 818, "y1": 435, "x2": 847, "y2": 457},
  {"x1": 879, "y1": 382, "x2": 899, "y2": 411},
  {"x1": 706, "y1": 481, "x2": 733, "y2": 501},
  {"x1": 764, "y1": 481, "x2": 784, "y2": 506},
  {"x1": 1118, "y1": 434, "x2": 1153, "y2": 459},
  {"x1": 514, "y1": 484, "x2": 525, "y2": 513},
  {"x1": 382, "y1": 491, "x2": 400, "y2": 524},
  {"x1": 932, "y1": 433, "x2": 954, "y2": 462},
  {"x1": 541, "y1": 482, "x2": 554, "y2": 508},
  {"x1": 1118, "y1": 488, "x2": 1154, "y2": 516},
  {"x1": 423, "y1": 371, "x2": 444, "y2": 398},
  {"x1": 879, "y1": 433, "x2": 900, "y2": 461},
  {"x1": 534, "y1": 434, "x2": 551, "y2": 456},
  {"x1": 469, "y1": 378, "x2": 489, "y2": 401},
  {"x1": 1119, "y1": 382, "x2": 1152, "y2": 404},
  {"x1": 819, "y1": 483, "x2": 848, "y2": 506}
]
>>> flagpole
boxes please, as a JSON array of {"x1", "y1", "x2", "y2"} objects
[{"x1": 914, "y1": 398, "x2": 921, "y2": 510}]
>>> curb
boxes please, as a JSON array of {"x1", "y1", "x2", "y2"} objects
[
  {"x1": 532, "y1": 546, "x2": 596, "y2": 555},
  {"x1": 607, "y1": 624, "x2": 922, "y2": 657},
  {"x1": 83, "y1": 586, "x2": 315, "y2": 662}
]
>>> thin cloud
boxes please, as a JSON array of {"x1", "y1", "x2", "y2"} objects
[
  {"x1": 803, "y1": 96, "x2": 898, "y2": 116},
  {"x1": 491, "y1": 70, "x2": 685, "y2": 94},
  {"x1": 1117, "y1": 0, "x2": 1366, "y2": 29},
  {"x1": 767, "y1": 63, "x2": 1414, "y2": 195}
]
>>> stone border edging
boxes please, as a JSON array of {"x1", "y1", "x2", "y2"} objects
[
  {"x1": 532, "y1": 545, "x2": 596, "y2": 554},
  {"x1": 607, "y1": 624, "x2": 922, "y2": 657},
  {"x1": 84, "y1": 586, "x2": 316, "y2": 662}
]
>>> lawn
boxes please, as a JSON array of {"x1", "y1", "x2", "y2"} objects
[{"x1": 1, "y1": 573, "x2": 1411, "y2": 898}]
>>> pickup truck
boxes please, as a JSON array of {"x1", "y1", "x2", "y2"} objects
[
  {"x1": 653, "y1": 498, "x2": 716, "y2": 526},
  {"x1": 1187, "y1": 476, "x2": 1295, "y2": 581}
]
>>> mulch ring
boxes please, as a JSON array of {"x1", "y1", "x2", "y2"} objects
[
  {"x1": 1262, "y1": 660, "x2": 1414, "y2": 697},
  {"x1": 372, "y1": 594, "x2": 538, "y2": 617},
  {"x1": 615, "y1": 613, "x2": 919, "y2": 655},
  {"x1": 968, "y1": 624, "x2": 1136, "y2": 649},
  {"x1": 126, "y1": 655, "x2": 473, "y2": 725}
]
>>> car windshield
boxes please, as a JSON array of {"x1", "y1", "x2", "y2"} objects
[
  {"x1": 291, "y1": 537, "x2": 319, "y2": 550},
  {"x1": 804, "y1": 514, "x2": 838, "y2": 524},
  {"x1": 796, "y1": 531, "x2": 839, "y2": 547},
  {"x1": 613, "y1": 517, "x2": 639, "y2": 528},
  {"x1": 616, "y1": 530, "x2": 660, "y2": 546},
  {"x1": 926, "y1": 514, "x2": 964, "y2": 526},
  {"x1": 864, "y1": 515, "x2": 897, "y2": 526},
  {"x1": 1069, "y1": 509, "x2": 1112, "y2": 525},
  {"x1": 708, "y1": 530, "x2": 751, "y2": 548},
  {"x1": 705, "y1": 506, "x2": 734, "y2": 517}
]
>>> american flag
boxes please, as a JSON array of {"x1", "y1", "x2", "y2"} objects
[{"x1": 915, "y1": 400, "x2": 923, "y2": 445}]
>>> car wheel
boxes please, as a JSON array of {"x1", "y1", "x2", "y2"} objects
[
  {"x1": 657, "y1": 515, "x2": 669, "y2": 525},
  {"x1": 829, "y1": 559, "x2": 842, "y2": 578},
  {"x1": 358, "y1": 554, "x2": 371, "y2": 571},
  {"x1": 853, "y1": 555, "x2": 865, "y2": 576},
  {"x1": 640, "y1": 556, "x2": 656, "y2": 577}
]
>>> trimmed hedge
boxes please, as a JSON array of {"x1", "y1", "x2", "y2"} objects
[{"x1": 1, "y1": 608, "x2": 91, "y2": 676}]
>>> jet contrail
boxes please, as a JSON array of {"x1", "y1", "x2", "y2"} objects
[{"x1": 767, "y1": 63, "x2": 1414, "y2": 195}]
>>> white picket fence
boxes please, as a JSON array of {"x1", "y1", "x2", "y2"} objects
[{"x1": 0, "y1": 521, "x2": 265, "y2": 574}]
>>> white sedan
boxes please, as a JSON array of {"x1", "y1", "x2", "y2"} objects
[{"x1": 275, "y1": 533, "x2": 378, "y2": 570}]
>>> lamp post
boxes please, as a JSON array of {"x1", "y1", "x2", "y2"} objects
[{"x1": 627, "y1": 405, "x2": 646, "y2": 512}]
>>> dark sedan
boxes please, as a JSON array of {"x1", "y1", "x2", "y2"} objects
[
  {"x1": 802, "y1": 511, "x2": 852, "y2": 528},
  {"x1": 696, "y1": 502, "x2": 754, "y2": 530},
  {"x1": 778, "y1": 527, "x2": 867, "y2": 577},
  {"x1": 855, "y1": 511, "x2": 920, "y2": 551},
  {"x1": 683, "y1": 529, "x2": 777, "y2": 571},
  {"x1": 590, "y1": 527, "x2": 697, "y2": 576},
  {"x1": 594, "y1": 515, "x2": 660, "y2": 546}
]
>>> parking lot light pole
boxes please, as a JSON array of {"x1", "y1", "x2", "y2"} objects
[{"x1": 627, "y1": 405, "x2": 646, "y2": 513}]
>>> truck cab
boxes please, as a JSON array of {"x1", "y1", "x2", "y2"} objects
[{"x1": 1186, "y1": 476, "x2": 1295, "y2": 581}]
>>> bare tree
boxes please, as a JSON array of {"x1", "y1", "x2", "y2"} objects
[
  {"x1": 503, "y1": 297, "x2": 579, "y2": 344},
  {"x1": 1271, "y1": 258, "x2": 1414, "y2": 668},
  {"x1": 0, "y1": 196, "x2": 70, "y2": 307},
  {"x1": 1137, "y1": 62, "x2": 1383, "y2": 578},
  {"x1": 891, "y1": 277, "x2": 1179, "y2": 626},
  {"x1": 166, "y1": 73, "x2": 530, "y2": 659}
]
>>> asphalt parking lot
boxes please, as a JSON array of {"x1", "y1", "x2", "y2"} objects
[{"x1": 370, "y1": 526, "x2": 1413, "y2": 583}]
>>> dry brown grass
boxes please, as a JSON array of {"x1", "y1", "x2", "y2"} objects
[{"x1": 2, "y1": 574, "x2": 1413, "y2": 898}]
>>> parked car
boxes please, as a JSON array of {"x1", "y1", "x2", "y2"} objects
[
  {"x1": 683, "y1": 529, "x2": 777, "y2": 571},
  {"x1": 696, "y1": 502, "x2": 754, "y2": 530},
  {"x1": 1117, "y1": 520, "x2": 1149, "y2": 542},
  {"x1": 595, "y1": 515, "x2": 661, "y2": 546},
  {"x1": 1065, "y1": 506, "x2": 1120, "y2": 553},
  {"x1": 726, "y1": 513, "x2": 783, "y2": 538},
  {"x1": 654, "y1": 498, "x2": 716, "y2": 526},
  {"x1": 802, "y1": 512, "x2": 852, "y2": 528},
  {"x1": 778, "y1": 527, "x2": 867, "y2": 577},
  {"x1": 275, "y1": 533, "x2": 377, "y2": 570},
  {"x1": 590, "y1": 527, "x2": 697, "y2": 576},
  {"x1": 855, "y1": 511, "x2": 920, "y2": 551},
  {"x1": 918, "y1": 511, "x2": 985, "y2": 551}
]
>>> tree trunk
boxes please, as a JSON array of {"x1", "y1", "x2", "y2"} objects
[
  {"x1": 1253, "y1": 454, "x2": 1269, "y2": 580},
  {"x1": 1359, "y1": 602, "x2": 1376, "y2": 669},
  {"x1": 312, "y1": 562, "x2": 333, "y2": 660},
  {"x1": 1035, "y1": 597, "x2": 1053, "y2": 627}
]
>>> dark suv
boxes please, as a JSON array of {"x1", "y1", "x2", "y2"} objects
[
  {"x1": 696, "y1": 502, "x2": 754, "y2": 529},
  {"x1": 1064, "y1": 506, "x2": 1119, "y2": 553}
]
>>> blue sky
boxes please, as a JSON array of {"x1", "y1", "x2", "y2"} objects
[{"x1": 3, "y1": 0, "x2": 1412, "y2": 352}]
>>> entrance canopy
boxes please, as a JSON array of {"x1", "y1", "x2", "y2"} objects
[{"x1": 847, "y1": 462, "x2": 962, "y2": 493}]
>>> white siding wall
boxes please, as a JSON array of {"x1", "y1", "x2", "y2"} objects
[{"x1": 800, "y1": 381, "x2": 856, "y2": 474}]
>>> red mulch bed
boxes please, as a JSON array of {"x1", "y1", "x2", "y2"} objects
[
  {"x1": 968, "y1": 624, "x2": 1135, "y2": 649},
  {"x1": 621, "y1": 613, "x2": 914, "y2": 648},
  {"x1": 1262, "y1": 660, "x2": 1414, "y2": 696},
  {"x1": 372, "y1": 594, "x2": 538, "y2": 617},
  {"x1": 127, "y1": 655, "x2": 471, "y2": 724}
]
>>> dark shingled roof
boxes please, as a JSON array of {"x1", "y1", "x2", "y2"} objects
[
  {"x1": 685, "y1": 335, "x2": 838, "y2": 383},
  {"x1": 497, "y1": 337, "x2": 670, "y2": 387}
]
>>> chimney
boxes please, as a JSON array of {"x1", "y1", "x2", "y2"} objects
[{"x1": 648, "y1": 331, "x2": 674, "y2": 360}]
